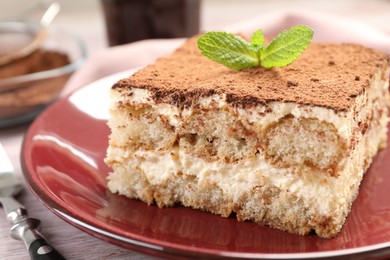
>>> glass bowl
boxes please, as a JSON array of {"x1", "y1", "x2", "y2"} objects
[{"x1": 0, "y1": 22, "x2": 87, "y2": 128}]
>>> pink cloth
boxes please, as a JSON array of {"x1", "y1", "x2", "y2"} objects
[{"x1": 62, "y1": 10, "x2": 390, "y2": 96}]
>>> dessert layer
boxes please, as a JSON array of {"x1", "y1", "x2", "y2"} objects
[
  {"x1": 106, "y1": 64, "x2": 389, "y2": 238},
  {"x1": 106, "y1": 94, "x2": 388, "y2": 237},
  {"x1": 113, "y1": 37, "x2": 389, "y2": 112},
  {"x1": 108, "y1": 67, "x2": 389, "y2": 176}
]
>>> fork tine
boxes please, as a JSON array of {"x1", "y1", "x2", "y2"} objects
[
  {"x1": 0, "y1": 143, "x2": 21, "y2": 198},
  {"x1": 0, "y1": 143, "x2": 14, "y2": 175}
]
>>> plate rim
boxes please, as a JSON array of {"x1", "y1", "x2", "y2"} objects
[{"x1": 21, "y1": 70, "x2": 390, "y2": 259}]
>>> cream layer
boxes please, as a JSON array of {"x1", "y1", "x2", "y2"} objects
[{"x1": 110, "y1": 69, "x2": 389, "y2": 146}]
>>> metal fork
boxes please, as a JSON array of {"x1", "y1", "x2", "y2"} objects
[{"x1": 0, "y1": 143, "x2": 65, "y2": 260}]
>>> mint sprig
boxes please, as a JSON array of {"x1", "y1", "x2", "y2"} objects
[
  {"x1": 197, "y1": 25, "x2": 314, "y2": 70},
  {"x1": 196, "y1": 32, "x2": 259, "y2": 70}
]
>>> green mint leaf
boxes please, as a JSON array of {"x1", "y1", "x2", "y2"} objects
[
  {"x1": 260, "y1": 25, "x2": 314, "y2": 68},
  {"x1": 197, "y1": 32, "x2": 259, "y2": 70},
  {"x1": 197, "y1": 25, "x2": 313, "y2": 70},
  {"x1": 251, "y1": 30, "x2": 264, "y2": 60},
  {"x1": 251, "y1": 29, "x2": 264, "y2": 47}
]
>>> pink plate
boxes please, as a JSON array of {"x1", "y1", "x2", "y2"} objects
[{"x1": 22, "y1": 70, "x2": 390, "y2": 259}]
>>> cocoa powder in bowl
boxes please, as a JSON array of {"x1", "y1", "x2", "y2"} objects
[
  {"x1": 0, "y1": 49, "x2": 71, "y2": 119},
  {"x1": 0, "y1": 48, "x2": 70, "y2": 79}
]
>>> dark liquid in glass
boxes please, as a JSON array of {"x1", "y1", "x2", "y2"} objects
[{"x1": 101, "y1": 0, "x2": 201, "y2": 46}]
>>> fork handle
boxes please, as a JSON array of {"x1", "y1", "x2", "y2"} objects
[
  {"x1": 2, "y1": 197, "x2": 66, "y2": 260},
  {"x1": 29, "y1": 237, "x2": 65, "y2": 260},
  {"x1": 12, "y1": 211, "x2": 66, "y2": 260}
]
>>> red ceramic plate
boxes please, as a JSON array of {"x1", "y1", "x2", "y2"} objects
[{"x1": 22, "y1": 70, "x2": 390, "y2": 259}]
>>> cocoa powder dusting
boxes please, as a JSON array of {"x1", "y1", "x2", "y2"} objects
[{"x1": 113, "y1": 36, "x2": 389, "y2": 112}]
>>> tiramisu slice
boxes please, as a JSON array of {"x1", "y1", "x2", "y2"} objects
[{"x1": 105, "y1": 36, "x2": 390, "y2": 238}]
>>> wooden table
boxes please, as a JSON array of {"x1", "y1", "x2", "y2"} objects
[{"x1": 1, "y1": 1, "x2": 390, "y2": 259}]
